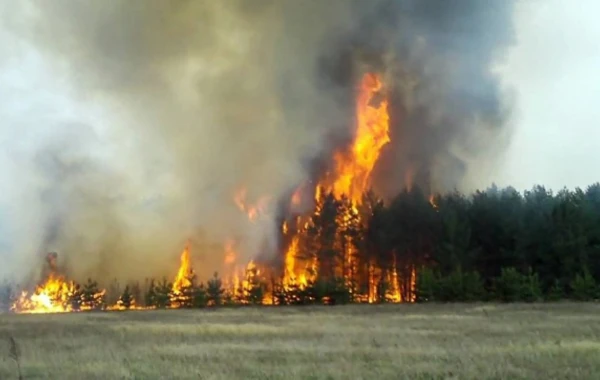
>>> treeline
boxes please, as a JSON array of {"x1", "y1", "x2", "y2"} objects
[
  {"x1": 93, "y1": 182, "x2": 600, "y2": 306},
  {"x1": 382, "y1": 183, "x2": 600, "y2": 301},
  {"x1": 284, "y1": 183, "x2": 600, "y2": 303},
  {"x1": 3, "y1": 183, "x2": 600, "y2": 312}
]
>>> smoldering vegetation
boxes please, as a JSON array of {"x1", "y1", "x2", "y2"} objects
[{"x1": 0, "y1": 0, "x2": 515, "y2": 284}]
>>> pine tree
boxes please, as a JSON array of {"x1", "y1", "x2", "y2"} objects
[
  {"x1": 118, "y1": 285, "x2": 134, "y2": 310},
  {"x1": 68, "y1": 282, "x2": 83, "y2": 311},
  {"x1": 207, "y1": 272, "x2": 224, "y2": 306},
  {"x1": 153, "y1": 278, "x2": 172, "y2": 308},
  {"x1": 81, "y1": 278, "x2": 105, "y2": 310},
  {"x1": 145, "y1": 279, "x2": 157, "y2": 307},
  {"x1": 244, "y1": 265, "x2": 265, "y2": 305},
  {"x1": 171, "y1": 273, "x2": 196, "y2": 308},
  {"x1": 192, "y1": 283, "x2": 208, "y2": 308}
]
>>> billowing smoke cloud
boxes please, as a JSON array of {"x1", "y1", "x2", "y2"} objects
[{"x1": 0, "y1": 0, "x2": 515, "y2": 283}]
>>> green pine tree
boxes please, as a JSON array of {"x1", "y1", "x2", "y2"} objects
[
  {"x1": 192, "y1": 283, "x2": 208, "y2": 308},
  {"x1": 153, "y1": 278, "x2": 172, "y2": 309},
  {"x1": 207, "y1": 272, "x2": 224, "y2": 306}
]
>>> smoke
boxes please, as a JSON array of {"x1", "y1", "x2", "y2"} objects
[{"x1": 0, "y1": 0, "x2": 515, "y2": 283}]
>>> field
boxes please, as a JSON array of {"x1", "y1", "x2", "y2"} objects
[{"x1": 0, "y1": 304, "x2": 599, "y2": 379}]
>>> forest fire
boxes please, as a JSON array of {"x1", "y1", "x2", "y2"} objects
[
  {"x1": 9, "y1": 72, "x2": 419, "y2": 313},
  {"x1": 12, "y1": 253, "x2": 107, "y2": 313},
  {"x1": 330, "y1": 72, "x2": 390, "y2": 203},
  {"x1": 278, "y1": 72, "x2": 417, "y2": 303}
]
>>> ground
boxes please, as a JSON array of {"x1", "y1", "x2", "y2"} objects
[{"x1": 0, "y1": 303, "x2": 599, "y2": 379}]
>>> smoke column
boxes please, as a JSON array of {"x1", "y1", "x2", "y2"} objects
[{"x1": 0, "y1": 0, "x2": 515, "y2": 283}]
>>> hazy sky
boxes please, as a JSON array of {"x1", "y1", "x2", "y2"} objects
[
  {"x1": 1, "y1": 0, "x2": 599, "y2": 195},
  {"x1": 496, "y1": 0, "x2": 600, "y2": 191}
]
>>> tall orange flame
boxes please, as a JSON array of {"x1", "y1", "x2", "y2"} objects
[
  {"x1": 330, "y1": 72, "x2": 391, "y2": 204},
  {"x1": 283, "y1": 72, "x2": 398, "y2": 297},
  {"x1": 172, "y1": 241, "x2": 193, "y2": 293}
]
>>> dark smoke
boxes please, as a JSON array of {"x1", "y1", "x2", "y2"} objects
[{"x1": 0, "y1": 0, "x2": 515, "y2": 282}]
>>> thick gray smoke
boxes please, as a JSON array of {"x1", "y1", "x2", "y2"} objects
[{"x1": 0, "y1": 0, "x2": 515, "y2": 283}]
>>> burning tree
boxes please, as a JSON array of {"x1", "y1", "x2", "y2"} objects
[{"x1": 9, "y1": 72, "x2": 420, "y2": 313}]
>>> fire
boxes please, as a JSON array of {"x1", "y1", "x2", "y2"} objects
[
  {"x1": 429, "y1": 194, "x2": 438, "y2": 210},
  {"x1": 224, "y1": 240, "x2": 236, "y2": 265},
  {"x1": 279, "y1": 72, "x2": 415, "y2": 302},
  {"x1": 9, "y1": 72, "x2": 417, "y2": 313},
  {"x1": 12, "y1": 274, "x2": 107, "y2": 313},
  {"x1": 331, "y1": 72, "x2": 391, "y2": 204},
  {"x1": 11, "y1": 252, "x2": 107, "y2": 314},
  {"x1": 291, "y1": 187, "x2": 302, "y2": 207},
  {"x1": 234, "y1": 187, "x2": 269, "y2": 221},
  {"x1": 170, "y1": 242, "x2": 194, "y2": 307},
  {"x1": 12, "y1": 273, "x2": 71, "y2": 314}
]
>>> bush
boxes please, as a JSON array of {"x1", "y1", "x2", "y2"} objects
[
  {"x1": 415, "y1": 267, "x2": 436, "y2": 302},
  {"x1": 522, "y1": 269, "x2": 542, "y2": 302},
  {"x1": 570, "y1": 270, "x2": 597, "y2": 301},
  {"x1": 414, "y1": 267, "x2": 486, "y2": 302},
  {"x1": 327, "y1": 277, "x2": 352, "y2": 305},
  {"x1": 437, "y1": 270, "x2": 464, "y2": 302},
  {"x1": 493, "y1": 267, "x2": 541, "y2": 302},
  {"x1": 192, "y1": 284, "x2": 208, "y2": 308},
  {"x1": 438, "y1": 269, "x2": 486, "y2": 302},
  {"x1": 546, "y1": 279, "x2": 565, "y2": 301},
  {"x1": 462, "y1": 271, "x2": 486, "y2": 301},
  {"x1": 207, "y1": 272, "x2": 224, "y2": 306}
]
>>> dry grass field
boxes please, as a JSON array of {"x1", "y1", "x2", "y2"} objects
[{"x1": 0, "y1": 303, "x2": 599, "y2": 379}]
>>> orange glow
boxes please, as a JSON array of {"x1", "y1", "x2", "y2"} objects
[
  {"x1": 10, "y1": 72, "x2": 416, "y2": 312},
  {"x1": 224, "y1": 240, "x2": 236, "y2": 265},
  {"x1": 12, "y1": 273, "x2": 72, "y2": 314},
  {"x1": 291, "y1": 187, "x2": 302, "y2": 207},
  {"x1": 279, "y1": 72, "x2": 415, "y2": 303},
  {"x1": 173, "y1": 242, "x2": 192, "y2": 291},
  {"x1": 429, "y1": 194, "x2": 438, "y2": 210},
  {"x1": 234, "y1": 187, "x2": 269, "y2": 222},
  {"x1": 330, "y1": 72, "x2": 390, "y2": 204}
]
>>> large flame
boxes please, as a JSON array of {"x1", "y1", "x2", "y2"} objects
[
  {"x1": 171, "y1": 242, "x2": 193, "y2": 299},
  {"x1": 280, "y1": 72, "x2": 414, "y2": 302},
  {"x1": 10, "y1": 72, "x2": 416, "y2": 313},
  {"x1": 330, "y1": 72, "x2": 390, "y2": 204},
  {"x1": 12, "y1": 273, "x2": 72, "y2": 314}
]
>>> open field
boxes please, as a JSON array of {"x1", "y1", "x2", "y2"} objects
[{"x1": 0, "y1": 304, "x2": 599, "y2": 379}]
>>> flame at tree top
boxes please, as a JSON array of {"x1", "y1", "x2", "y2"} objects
[
  {"x1": 172, "y1": 241, "x2": 193, "y2": 293},
  {"x1": 330, "y1": 72, "x2": 390, "y2": 204},
  {"x1": 281, "y1": 72, "x2": 415, "y2": 303},
  {"x1": 9, "y1": 73, "x2": 416, "y2": 314}
]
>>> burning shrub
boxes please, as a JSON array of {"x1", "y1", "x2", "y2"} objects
[{"x1": 118, "y1": 286, "x2": 134, "y2": 310}]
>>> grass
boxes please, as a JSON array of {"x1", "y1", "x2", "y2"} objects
[{"x1": 0, "y1": 303, "x2": 599, "y2": 379}]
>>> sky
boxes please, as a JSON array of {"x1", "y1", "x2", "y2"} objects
[
  {"x1": 496, "y1": 0, "x2": 600, "y2": 191},
  {"x1": 1, "y1": 0, "x2": 599, "y2": 198}
]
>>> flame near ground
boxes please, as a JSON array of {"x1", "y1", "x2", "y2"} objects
[{"x1": 11, "y1": 73, "x2": 417, "y2": 314}]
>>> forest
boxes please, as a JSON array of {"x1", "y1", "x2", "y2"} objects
[{"x1": 3, "y1": 183, "x2": 600, "y2": 312}]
